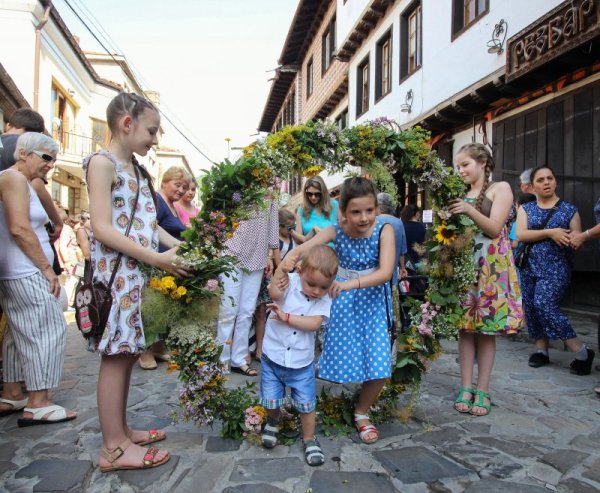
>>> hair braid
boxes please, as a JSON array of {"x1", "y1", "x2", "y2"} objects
[{"x1": 474, "y1": 166, "x2": 491, "y2": 212}]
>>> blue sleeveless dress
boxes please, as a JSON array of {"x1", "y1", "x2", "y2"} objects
[{"x1": 318, "y1": 217, "x2": 392, "y2": 383}]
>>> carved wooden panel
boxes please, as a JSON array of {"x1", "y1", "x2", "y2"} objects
[{"x1": 506, "y1": 0, "x2": 600, "y2": 81}]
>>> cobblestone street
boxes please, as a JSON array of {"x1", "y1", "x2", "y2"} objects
[{"x1": 1, "y1": 314, "x2": 599, "y2": 493}]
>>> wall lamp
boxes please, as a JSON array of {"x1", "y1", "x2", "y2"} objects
[
  {"x1": 487, "y1": 19, "x2": 508, "y2": 54},
  {"x1": 400, "y1": 89, "x2": 414, "y2": 113}
]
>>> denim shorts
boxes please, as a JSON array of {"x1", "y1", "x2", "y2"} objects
[{"x1": 259, "y1": 355, "x2": 316, "y2": 413}]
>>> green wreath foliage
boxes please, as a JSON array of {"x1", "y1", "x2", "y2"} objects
[{"x1": 147, "y1": 118, "x2": 479, "y2": 438}]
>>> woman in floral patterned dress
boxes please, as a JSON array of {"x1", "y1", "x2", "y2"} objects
[{"x1": 449, "y1": 143, "x2": 523, "y2": 416}]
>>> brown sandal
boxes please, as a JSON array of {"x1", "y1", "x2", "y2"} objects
[
  {"x1": 99, "y1": 438, "x2": 170, "y2": 473},
  {"x1": 128, "y1": 428, "x2": 167, "y2": 446},
  {"x1": 231, "y1": 365, "x2": 258, "y2": 377}
]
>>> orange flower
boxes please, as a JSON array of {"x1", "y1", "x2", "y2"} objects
[
  {"x1": 166, "y1": 362, "x2": 180, "y2": 374},
  {"x1": 232, "y1": 222, "x2": 240, "y2": 229},
  {"x1": 225, "y1": 339, "x2": 233, "y2": 345}
]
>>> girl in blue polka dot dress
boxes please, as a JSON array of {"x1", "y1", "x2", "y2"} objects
[{"x1": 281, "y1": 177, "x2": 395, "y2": 444}]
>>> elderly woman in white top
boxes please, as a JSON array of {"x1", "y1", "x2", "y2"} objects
[{"x1": 0, "y1": 132, "x2": 76, "y2": 426}]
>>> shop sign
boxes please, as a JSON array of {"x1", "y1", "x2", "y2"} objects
[{"x1": 506, "y1": 0, "x2": 600, "y2": 81}]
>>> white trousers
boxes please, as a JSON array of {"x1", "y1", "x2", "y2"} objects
[
  {"x1": 0, "y1": 272, "x2": 67, "y2": 390},
  {"x1": 216, "y1": 267, "x2": 263, "y2": 367}
]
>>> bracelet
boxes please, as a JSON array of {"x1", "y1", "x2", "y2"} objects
[
  {"x1": 357, "y1": 278, "x2": 361, "y2": 289},
  {"x1": 286, "y1": 313, "x2": 291, "y2": 326},
  {"x1": 585, "y1": 229, "x2": 591, "y2": 238}
]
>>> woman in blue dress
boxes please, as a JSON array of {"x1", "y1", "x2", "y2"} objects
[
  {"x1": 516, "y1": 166, "x2": 594, "y2": 374},
  {"x1": 282, "y1": 177, "x2": 395, "y2": 444},
  {"x1": 294, "y1": 176, "x2": 339, "y2": 243}
]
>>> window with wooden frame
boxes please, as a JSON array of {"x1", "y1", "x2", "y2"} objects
[
  {"x1": 306, "y1": 58, "x2": 314, "y2": 98},
  {"x1": 51, "y1": 82, "x2": 77, "y2": 151},
  {"x1": 356, "y1": 56, "x2": 370, "y2": 117},
  {"x1": 400, "y1": 1, "x2": 422, "y2": 80},
  {"x1": 335, "y1": 108, "x2": 348, "y2": 130},
  {"x1": 322, "y1": 17, "x2": 336, "y2": 75},
  {"x1": 375, "y1": 29, "x2": 392, "y2": 101},
  {"x1": 452, "y1": 0, "x2": 488, "y2": 38}
]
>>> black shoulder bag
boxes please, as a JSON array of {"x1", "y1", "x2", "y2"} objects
[
  {"x1": 514, "y1": 200, "x2": 562, "y2": 269},
  {"x1": 75, "y1": 165, "x2": 140, "y2": 339}
]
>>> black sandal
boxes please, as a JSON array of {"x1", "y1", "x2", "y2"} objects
[
  {"x1": 303, "y1": 437, "x2": 324, "y2": 466},
  {"x1": 230, "y1": 365, "x2": 258, "y2": 377},
  {"x1": 262, "y1": 418, "x2": 279, "y2": 449}
]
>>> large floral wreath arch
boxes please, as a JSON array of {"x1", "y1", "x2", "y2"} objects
[{"x1": 142, "y1": 118, "x2": 478, "y2": 439}]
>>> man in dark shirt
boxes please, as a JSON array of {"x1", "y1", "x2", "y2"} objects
[
  {"x1": 0, "y1": 108, "x2": 62, "y2": 242},
  {"x1": 1, "y1": 109, "x2": 45, "y2": 170}
]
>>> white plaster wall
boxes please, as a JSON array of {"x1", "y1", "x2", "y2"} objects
[
  {"x1": 337, "y1": 0, "x2": 372, "y2": 49},
  {"x1": 0, "y1": 5, "x2": 38, "y2": 105},
  {"x1": 344, "y1": 0, "x2": 565, "y2": 128}
]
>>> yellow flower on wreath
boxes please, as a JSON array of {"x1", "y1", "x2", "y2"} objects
[
  {"x1": 434, "y1": 223, "x2": 457, "y2": 245},
  {"x1": 149, "y1": 277, "x2": 161, "y2": 289},
  {"x1": 304, "y1": 165, "x2": 324, "y2": 177},
  {"x1": 176, "y1": 286, "x2": 187, "y2": 297},
  {"x1": 162, "y1": 276, "x2": 176, "y2": 290}
]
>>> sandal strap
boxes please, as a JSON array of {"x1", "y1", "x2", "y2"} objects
[
  {"x1": 101, "y1": 438, "x2": 132, "y2": 464},
  {"x1": 304, "y1": 438, "x2": 324, "y2": 462},
  {"x1": 354, "y1": 413, "x2": 370, "y2": 422},
  {"x1": 143, "y1": 446, "x2": 160, "y2": 467},
  {"x1": 472, "y1": 390, "x2": 492, "y2": 411}
]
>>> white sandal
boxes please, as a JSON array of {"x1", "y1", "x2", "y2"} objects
[
  {"x1": 354, "y1": 413, "x2": 379, "y2": 444},
  {"x1": 17, "y1": 404, "x2": 76, "y2": 427},
  {"x1": 0, "y1": 397, "x2": 28, "y2": 417}
]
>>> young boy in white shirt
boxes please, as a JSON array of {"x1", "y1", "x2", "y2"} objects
[{"x1": 260, "y1": 244, "x2": 338, "y2": 466}]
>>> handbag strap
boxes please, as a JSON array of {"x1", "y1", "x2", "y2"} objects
[
  {"x1": 106, "y1": 164, "x2": 141, "y2": 289},
  {"x1": 538, "y1": 199, "x2": 562, "y2": 230}
]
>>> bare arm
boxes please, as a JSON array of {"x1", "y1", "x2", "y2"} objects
[
  {"x1": 268, "y1": 265, "x2": 287, "y2": 302},
  {"x1": 76, "y1": 227, "x2": 91, "y2": 259},
  {"x1": 571, "y1": 222, "x2": 600, "y2": 249},
  {"x1": 266, "y1": 302, "x2": 323, "y2": 332},
  {"x1": 87, "y1": 154, "x2": 189, "y2": 277},
  {"x1": 280, "y1": 225, "x2": 336, "y2": 273},
  {"x1": 157, "y1": 226, "x2": 182, "y2": 250},
  {"x1": 292, "y1": 212, "x2": 314, "y2": 244},
  {"x1": 516, "y1": 205, "x2": 571, "y2": 247},
  {"x1": 31, "y1": 178, "x2": 62, "y2": 242},
  {"x1": 449, "y1": 182, "x2": 513, "y2": 238},
  {"x1": 330, "y1": 223, "x2": 395, "y2": 299},
  {"x1": 1, "y1": 173, "x2": 59, "y2": 296}
]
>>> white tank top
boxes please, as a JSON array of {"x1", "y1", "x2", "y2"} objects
[{"x1": 0, "y1": 169, "x2": 53, "y2": 280}]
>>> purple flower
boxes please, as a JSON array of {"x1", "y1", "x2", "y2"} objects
[{"x1": 232, "y1": 192, "x2": 242, "y2": 204}]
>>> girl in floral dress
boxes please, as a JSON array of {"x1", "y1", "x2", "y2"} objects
[
  {"x1": 86, "y1": 93, "x2": 190, "y2": 472},
  {"x1": 281, "y1": 177, "x2": 395, "y2": 443},
  {"x1": 449, "y1": 143, "x2": 523, "y2": 416}
]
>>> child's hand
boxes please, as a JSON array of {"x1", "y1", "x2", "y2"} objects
[
  {"x1": 266, "y1": 303, "x2": 286, "y2": 322},
  {"x1": 329, "y1": 281, "x2": 352, "y2": 299},
  {"x1": 448, "y1": 199, "x2": 473, "y2": 216},
  {"x1": 280, "y1": 251, "x2": 298, "y2": 273}
]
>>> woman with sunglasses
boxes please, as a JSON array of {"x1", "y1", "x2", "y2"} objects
[
  {"x1": 295, "y1": 176, "x2": 339, "y2": 244},
  {"x1": 0, "y1": 132, "x2": 76, "y2": 425}
]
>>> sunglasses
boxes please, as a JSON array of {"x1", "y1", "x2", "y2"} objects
[
  {"x1": 31, "y1": 151, "x2": 56, "y2": 163},
  {"x1": 306, "y1": 191, "x2": 322, "y2": 198}
]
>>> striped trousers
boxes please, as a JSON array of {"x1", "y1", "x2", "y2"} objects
[{"x1": 0, "y1": 272, "x2": 67, "y2": 391}]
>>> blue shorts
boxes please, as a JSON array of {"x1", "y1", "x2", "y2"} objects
[{"x1": 259, "y1": 355, "x2": 316, "y2": 413}]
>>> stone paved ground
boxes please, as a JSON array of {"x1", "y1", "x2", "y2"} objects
[{"x1": 0, "y1": 312, "x2": 599, "y2": 493}]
